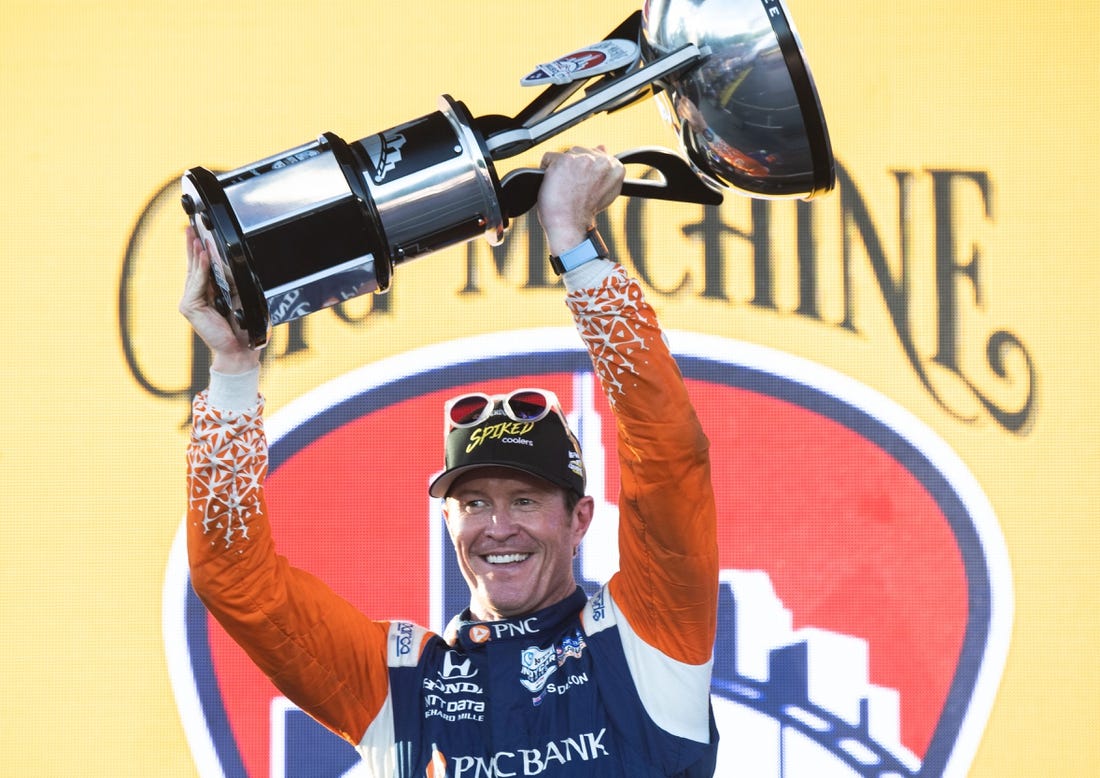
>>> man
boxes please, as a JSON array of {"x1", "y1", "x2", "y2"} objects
[{"x1": 182, "y1": 147, "x2": 720, "y2": 776}]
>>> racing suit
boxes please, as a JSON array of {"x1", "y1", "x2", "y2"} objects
[{"x1": 187, "y1": 263, "x2": 720, "y2": 776}]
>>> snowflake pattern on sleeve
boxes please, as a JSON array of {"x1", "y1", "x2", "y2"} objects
[
  {"x1": 565, "y1": 265, "x2": 656, "y2": 408},
  {"x1": 187, "y1": 391, "x2": 267, "y2": 549}
]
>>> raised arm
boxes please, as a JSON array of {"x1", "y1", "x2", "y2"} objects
[
  {"x1": 537, "y1": 150, "x2": 720, "y2": 666},
  {"x1": 179, "y1": 230, "x2": 391, "y2": 745}
]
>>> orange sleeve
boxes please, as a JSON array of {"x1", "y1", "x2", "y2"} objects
[
  {"x1": 186, "y1": 391, "x2": 391, "y2": 745},
  {"x1": 567, "y1": 266, "x2": 719, "y2": 665}
]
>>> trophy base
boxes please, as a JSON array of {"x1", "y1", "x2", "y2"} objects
[{"x1": 180, "y1": 98, "x2": 506, "y2": 349}]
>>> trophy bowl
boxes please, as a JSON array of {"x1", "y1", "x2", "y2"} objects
[{"x1": 642, "y1": 0, "x2": 834, "y2": 199}]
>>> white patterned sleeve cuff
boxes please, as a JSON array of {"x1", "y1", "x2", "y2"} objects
[
  {"x1": 188, "y1": 391, "x2": 267, "y2": 549},
  {"x1": 565, "y1": 264, "x2": 658, "y2": 410}
]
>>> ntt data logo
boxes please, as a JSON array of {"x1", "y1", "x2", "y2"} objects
[{"x1": 163, "y1": 329, "x2": 1013, "y2": 777}]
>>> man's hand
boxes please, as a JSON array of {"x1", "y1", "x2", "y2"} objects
[
  {"x1": 536, "y1": 146, "x2": 625, "y2": 256},
  {"x1": 179, "y1": 226, "x2": 260, "y2": 374}
]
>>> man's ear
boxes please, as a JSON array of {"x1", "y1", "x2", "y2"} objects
[{"x1": 571, "y1": 495, "x2": 596, "y2": 542}]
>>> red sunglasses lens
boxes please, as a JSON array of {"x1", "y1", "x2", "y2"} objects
[
  {"x1": 448, "y1": 395, "x2": 489, "y2": 426},
  {"x1": 507, "y1": 390, "x2": 550, "y2": 420}
]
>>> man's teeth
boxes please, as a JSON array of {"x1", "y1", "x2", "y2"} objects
[{"x1": 485, "y1": 553, "x2": 531, "y2": 565}]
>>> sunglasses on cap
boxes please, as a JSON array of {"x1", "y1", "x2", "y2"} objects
[{"x1": 444, "y1": 388, "x2": 564, "y2": 432}]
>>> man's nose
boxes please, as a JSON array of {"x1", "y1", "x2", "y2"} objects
[{"x1": 485, "y1": 510, "x2": 519, "y2": 537}]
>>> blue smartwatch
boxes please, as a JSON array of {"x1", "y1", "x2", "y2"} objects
[{"x1": 548, "y1": 228, "x2": 609, "y2": 275}]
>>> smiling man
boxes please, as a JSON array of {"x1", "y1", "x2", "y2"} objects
[
  {"x1": 182, "y1": 147, "x2": 720, "y2": 776},
  {"x1": 439, "y1": 464, "x2": 592, "y2": 620}
]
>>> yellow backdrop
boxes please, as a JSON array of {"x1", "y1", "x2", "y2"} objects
[{"x1": 1, "y1": 0, "x2": 1097, "y2": 775}]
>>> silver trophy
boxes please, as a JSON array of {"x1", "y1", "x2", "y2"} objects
[{"x1": 181, "y1": 0, "x2": 834, "y2": 348}]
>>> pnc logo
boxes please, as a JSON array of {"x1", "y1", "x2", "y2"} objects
[
  {"x1": 492, "y1": 618, "x2": 539, "y2": 639},
  {"x1": 164, "y1": 329, "x2": 1012, "y2": 777}
]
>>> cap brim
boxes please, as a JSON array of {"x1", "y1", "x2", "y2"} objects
[{"x1": 428, "y1": 462, "x2": 574, "y2": 499}]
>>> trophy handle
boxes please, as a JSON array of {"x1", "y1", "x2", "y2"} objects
[{"x1": 497, "y1": 147, "x2": 723, "y2": 219}]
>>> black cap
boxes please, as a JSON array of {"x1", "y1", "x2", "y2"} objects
[{"x1": 429, "y1": 403, "x2": 586, "y2": 499}]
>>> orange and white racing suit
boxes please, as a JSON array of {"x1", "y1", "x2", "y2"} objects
[{"x1": 187, "y1": 264, "x2": 720, "y2": 776}]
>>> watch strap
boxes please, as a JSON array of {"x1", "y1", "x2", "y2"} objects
[{"x1": 548, "y1": 228, "x2": 609, "y2": 275}]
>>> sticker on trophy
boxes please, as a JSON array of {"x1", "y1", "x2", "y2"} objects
[{"x1": 520, "y1": 39, "x2": 640, "y2": 86}]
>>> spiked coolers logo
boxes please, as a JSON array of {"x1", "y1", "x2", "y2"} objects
[{"x1": 163, "y1": 330, "x2": 1012, "y2": 777}]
